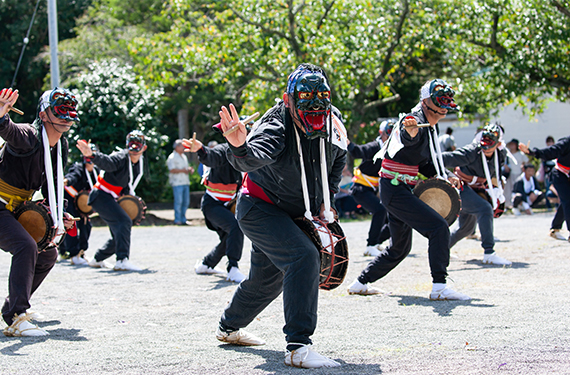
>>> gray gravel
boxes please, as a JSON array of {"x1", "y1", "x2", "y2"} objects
[{"x1": 1, "y1": 212, "x2": 569, "y2": 374}]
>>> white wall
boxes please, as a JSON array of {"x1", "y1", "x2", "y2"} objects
[{"x1": 447, "y1": 101, "x2": 570, "y2": 149}]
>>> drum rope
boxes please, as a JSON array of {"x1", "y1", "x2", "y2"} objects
[
  {"x1": 85, "y1": 166, "x2": 98, "y2": 189},
  {"x1": 41, "y1": 127, "x2": 64, "y2": 234},
  {"x1": 128, "y1": 155, "x2": 144, "y2": 196},
  {"x1": 480, "y1": 150, "x2": 505, "y2": 210},
  {"x1": 294, "y1": 121, "x2": 335, "y2": 223},
  {"x1": 427, "y1": 127, "x2": 446, "y2": 179}
]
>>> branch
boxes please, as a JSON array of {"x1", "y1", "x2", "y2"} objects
[
  {"x1": 286, "y1": 0, "x2": 304, "y2": 58},
  {"x1": 316, "y1": 1, "x2": 336, "y2": 30},
  {"x1": 229, "y1": 6, "x2": 289, "y2": 40},
  {"x1": 364, "y1": 0, "x2": 409, "y2": 95},
  {"x1": 551, "y1": 0, "x2": 570, "y2": 19},
  {"x1": 362, "y1": 94, "x2": 401, "y2": 110},
  {"x1": 468, "y1": 13, "x2": 506, "y2": 55}
]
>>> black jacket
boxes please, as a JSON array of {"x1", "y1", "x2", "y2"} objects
[
  {"x1": 529, "y1": 136, "x2": 570, "y2": 168},
  {"x1": 197, "y1": 144, "x2": 242, "y2": 186},
  {"x1": 347, "y1": 139, "x2": 382, "y2": 177},
  {"x1": 226, "y1": 101, "x2": 347, "y2": 218},
  {"x1": 513, "y1": 175, "x2": 540, "y2": 200},
  {"x1": 65, "y1": 162, "x2": 99, "y2": 192},
  {"x1": 442, "y1": 142, "x2": 507, "y2": 178},
  {"x1": 92, "y1": 149, "x2": 143, "y2": 194}
]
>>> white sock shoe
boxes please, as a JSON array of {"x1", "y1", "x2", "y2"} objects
[
  {"x1": 194, "y1": 260, "x2": 226, "y2": 276},
  {"x1": 482, "y1": 252, "x2": 512, "y2": 266},
  {"x1": 114, "y1": 258, "x2": 142, "y2": 271},
  {"x1": 430, "y1": 283, "x2": 471, "y2": 301},
  {"x1": 226, "y1": 267, "x2": 246, "y2": 283},
  {"x1": 284, "y1": 344, "x2": 340, "y2": 368},
  {"x1": 347, "y1": 279, "x2": 382, "y2": 295}
]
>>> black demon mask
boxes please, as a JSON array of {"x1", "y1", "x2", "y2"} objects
[
  {"x1": 39, "y1": 87, "x2": 80, "y2": 123},
  {"x1": 422, "y1": 79, "x2": 458, "y2": 111},
  {"x1": 126, "y1": 130, "x2": 146, "y2": 152},
  {"x1": 286, "y1": 64, "x2": 331, "y2": 139},
  {"x1": 480, "y1": 123, "x2": 502, "y2": 150}
]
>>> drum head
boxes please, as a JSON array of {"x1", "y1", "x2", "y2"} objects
[
  {"x1": 14, "y1": 201, "x2": 56, "y2": 251},
  {"x1": 75, "y1": 191, "x2": 93, "y2": 216},
  {"x1": 118, "y1": 195, "x2": 145, "y2": 224},
  {"x1": 413, "y1": 179, "x2": 461, "y2": 226}
]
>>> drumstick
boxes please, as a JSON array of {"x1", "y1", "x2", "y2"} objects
[
  {"x1": 67, "y1": 217, "x2": 81, "y2": 221},
  {"x1": 0, "y1": 99, "x2": 24, "y2": 115},
  {"x1": 223, "y1": 112, "x2": 260, "y2": 137},
  {"x1": 405, "y1": 123, "x2": 432, "y2": 128}
]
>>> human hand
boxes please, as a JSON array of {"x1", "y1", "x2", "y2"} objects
[
  {"x1": 0, "y1": 88, "x2": 19, "y2": 118},
  {"x1": 219, "y1": 104, "x2": 247, "y2": 148},
  {"x1": 402, "y1": 116, "x2": 419, "y2": 138},
  {"x1": 76, "y1": 139, "x2": 93, "y2": 157},
  {"x1": 63, "y1": 212, "x2": 78, "y2": 230},
  {"x1": 448, "y1": 175, "x2": 461, "y2": 189},
  {"x1": 518, "y1": 141, "x2": 530, "y2": 154},
  {"x1": 182, "y1": 135, "x2": 203, "y2": 152}
]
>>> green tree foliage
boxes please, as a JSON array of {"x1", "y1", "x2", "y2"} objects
[
  {"x1": 69, "y1": 60, "x2": 169, "y2": 201},
  {"x1": 0, "y1": 0, "x2": 92, "y2": 122}
]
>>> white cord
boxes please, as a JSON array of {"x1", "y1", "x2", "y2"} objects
[
  {"x1": 128, "y1": 155, "x2": 144, "y2": 196},
  {"x1": 41, "y1": 127, "x2": 64, "y2": 233}
]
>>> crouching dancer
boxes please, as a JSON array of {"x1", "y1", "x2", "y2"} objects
[
  {"x1": 0, "y1": 88, "x2": 77, "y2": 336},
  {"x1": 215, "y1": 64, "x2": 346, "y2": 368}
]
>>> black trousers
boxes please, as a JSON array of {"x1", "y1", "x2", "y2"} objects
[
  {"x1": 358, "y1": 178, "x2": 450, "y2": 285},
  {"x1": 0, "y1": 204, "x2": 58, "y2": 325},
  {"x1": 551, "y1": 170, "x2": 570, "y2": 232},
  {"x1": 59, "y1": 191, "x2": 92, "y2": 257},
  {"x1": 88, "y1": 189, "x2": 132, "y2": 261},
  {"x1": 201, "y1": 193, "x2": 244, "y2": 271},
  {"x1": 351, "y1": 184, "x2": 391, "y2": 246}
]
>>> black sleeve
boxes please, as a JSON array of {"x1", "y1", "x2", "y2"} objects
[
  {"x1": 348, "y1": 141, "x2": 380, "y2": 160},
  {"x1": 442, "y1": 144, "x2": 478, "y2": 168},
  {"x1": 530, "y1": 137, "x2": 570, "y2": 160},
  {"x1": 196, "y1": 144, "x2": 230, "y2": 168},
  {"x1": 65, "y1": 162, "x2": 84, "y2": 187},
  {"x1": 92, "y1": 150, "x2": 127, "y2": 172}
]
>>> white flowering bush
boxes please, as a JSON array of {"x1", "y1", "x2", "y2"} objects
[{"x1": 69, "y1": 60, "x2": 169, "y2": 201}]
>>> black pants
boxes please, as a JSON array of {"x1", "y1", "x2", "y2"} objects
[
  {"x1": 220, "y1": 195, "x2": 319, "y2": 345},
  {"x1": 201, "y1": 193, "x2": 244, "y2": 271},
  {"x1": 59, "y1": 191, "x2": 92, "y2": 257},
  {"x1": 358, "y1": 178, "x2": 450, "y2": 285},
  {"x1": 551, "y1": 205, "x2": 565, "y2": 230},
  {"x1": 88, "y1": 189, "x2": 132, "y2": 261},
  {"x1": 0, "y1": 204, "x2": 58, "y2": 325},
  {"x1": 351, "y1": 184, "x2": 391, "y2": 246},
  {"x1": 551, "y1": 170, "x2": 570, "y2": 232}
]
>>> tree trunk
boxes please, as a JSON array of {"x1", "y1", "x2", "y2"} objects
[{"x1": 177, "y1": 108, "x2": 189, "y2": 139}]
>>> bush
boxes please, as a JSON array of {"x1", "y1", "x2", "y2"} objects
[{"x1": 69, "y1": 60, "x2": 169, "y2": 202}]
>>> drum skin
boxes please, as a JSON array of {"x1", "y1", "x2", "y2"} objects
[
  {"x1": 413, "y1": 178, "x2": 461, "y2": 226},
  {"x1": 294, "y1": 217, "x2": 349, "y2": 291},
  {"x1": 75, "y1": 190, "x2": 93, "y2": 216},
  {"x1": 13, "y1": 200, "x2": 64, "y2": 251},
  {"x1": 118, "y1": 195, "x2": 146, "y2": 225}
]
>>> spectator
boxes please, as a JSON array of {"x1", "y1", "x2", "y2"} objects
[
  {"x1": 334, "y1": 165, "x2": 358, "y2": 219},
  {"x1": 512, "y1": 163, "x2": 545, "y2": 215},
  {"x1": 439, "y1": 126, "x2": 456, "y2": 151},
  {"x1": 503, "y1": 138, "x2": 528, "y2": 210},
  {"x1": 167, "y1": 139, "x2": 194, "y2": 225}
]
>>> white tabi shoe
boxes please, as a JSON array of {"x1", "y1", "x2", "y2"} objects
[
  {"x1": 482, "y1": 252, "x2": 512, "y2": 266},
  {"x1": 226, "y1": 267, "x2": 246, "y2": 283},
  {"x1": 70, "y1": 253, "x2": 89, "y2": 266},
  {"x1": 347, "y1": 279, "x2": 382, "y2": 295},
  {"x1": 194, "y1": 260, "x2": 226, "y2": 276},
  {"x1": 363, "y1": 245, "x2": 384, "y2": 257},
  {"x1": 114, "y1": 258, "x2": 142, "y2": 271},
  {"x1": 430, "y1": 284, "x2": 471, "y2": 301},
  {"x1": 284, "y1": 344, "x2": 341, "y2": 369},
  {"x1": 215, "y1": 327, "x2": 265, "y2": 346},
  {"x1": 88, "y1": 258, "x2": 111, "y2": 268},
  {"x1": 550, "y1": 229, "x2": 567, "y2": 241},
  {"x1": 3, "y1": 313, "x2": 49, "y2": 337}
]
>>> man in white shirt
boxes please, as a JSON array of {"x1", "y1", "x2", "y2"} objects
[
  {"x1": 512, "y1": 163, "x2": 545, "y2": 215},
  {"x1": 167, "y1": 140, "x2": 194, "y2": 225}
]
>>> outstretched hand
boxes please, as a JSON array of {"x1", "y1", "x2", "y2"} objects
[
  {"x1": 402, "y1": 116, "x2": 419, "y2": 138},
  {"x1": 182, "y1": 136, "x2": 203, "y2": 152},
  {"x1": 518, "y1": 141, "x2": 530, "y2": 154},
  {"x1": 219, "y1": 103, "x2": 247, "y2": 148},
  {"x1": 76, "y1": 139, "x2": 93, "y2": 157},
  {"x1": 0, "y1": 88, "x2": 19, "y2": 118}
]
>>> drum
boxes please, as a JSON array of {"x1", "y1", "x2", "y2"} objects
[
  {"x1": 75, "y1": 190, "x2": 93, "y2": 216},
  {"x1": 118, "y1": 195, "x2": 146, "y2": 225},
  {"x1": 473, "y1": 188, "x2": 505, "y2": 218},
  {"x1": 13, "y1": 200, "x2": 65, "y2": 251},
  {"x1": 226, "y1": 197, "x2": 237, "y2": 214},
  {"x1": 294, "y1": 217, "x2": 349, "y2": 291},
  {"x1": 413, "y1": 178, "x2": 461, "y2": 226}
]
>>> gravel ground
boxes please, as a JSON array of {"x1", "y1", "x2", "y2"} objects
[{"x1": 0, "y1": 212, "x2": 569, "y2": 374}]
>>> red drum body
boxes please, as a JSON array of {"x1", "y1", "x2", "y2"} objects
[
  {"x1": 75, "y1": 190, "x2": 93, "y2": 216},
  {"x1": 413, "y1": 178, "x2": 461, "y2": 226},
  {"x1": 294, "y1": 217, "x2": 349, "y2": 291},
  {"x1": 118, "y1": 195, "x2": 146, "y2": 225},
  {"x1": 14, "y1": 200, "x2": 65, "y2": 251}
]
